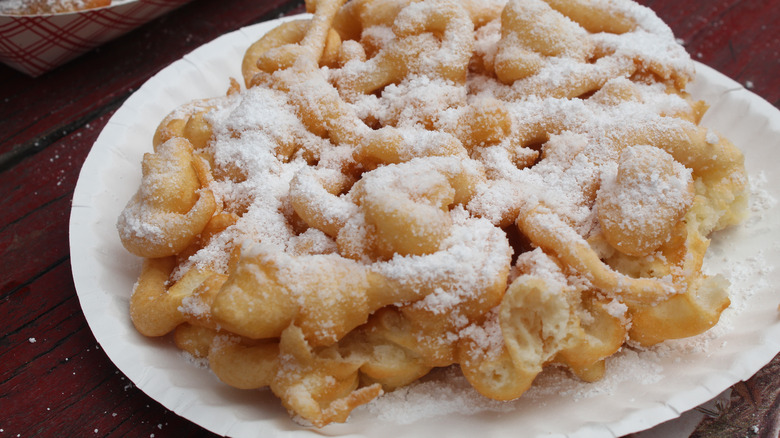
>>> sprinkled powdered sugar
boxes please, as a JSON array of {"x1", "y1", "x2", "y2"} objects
[
  {"x1": 377, "y1": 211, "x2": 512, "y2": 318},
  {"x1": 360, "y1": 367, "x2": 515, "y2": 423},
  {"x1": 596, "y1": 144, "x2": 694, "y2": 250},
  {"x1": 358, "y1": 349, "x2": 665, "y2": 424},
  {"x1": 117, "y1": 139, "x2": 203, "y2": 248},
  {"x1": 705, "y1": 129, "x2": 720, "y2": 145},
  {"x1": 180, "y1": 351, "x2": 210, "y2": 370},
  {"x1": 175, "y1": 87, "x2": 321, "y2": 275},
  {"x1": 704, "y1": 172, "x2": 777, "y2": 316},
  {"x1": 371, "y1": 76, "x2": 467, "y2": 129}
]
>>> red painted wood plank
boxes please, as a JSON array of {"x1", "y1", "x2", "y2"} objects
[
  {"x1": 1, "y1": 262, "x2": 100, "y2": 433},
  {"x1": 638, "y1": 0, "x2": 780, "y2": 107},
  {"x1": 0, "y1": 194, "x2": 70, "y2": 294},
  {"x1": 0, "y1": 260, "x2": 75, "y2": 379},
  {"x1": 0, "y1": 112, "x2": 106, "y2": 230},
  {"x1": 688, "y1": 1, "x2": 780, "y2": 106},
  {"x1": 0, "y1": 261, "x2": 215, "y2": 437}
]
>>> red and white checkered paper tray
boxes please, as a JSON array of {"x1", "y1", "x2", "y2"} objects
[{"x1": 0, "y1": 0, "x2": 192, "y2": 77}]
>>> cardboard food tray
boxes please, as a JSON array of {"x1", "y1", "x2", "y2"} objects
[{"x1": 0, "y1": 0, "x2": 192, "y2": 76}]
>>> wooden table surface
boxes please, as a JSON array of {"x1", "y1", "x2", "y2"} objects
[{"x1": 1, "y1": 0, "x2": 778, "y2": 436}]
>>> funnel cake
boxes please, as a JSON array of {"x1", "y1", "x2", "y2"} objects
[{"x1": 117, "y1": 0, "x2": 748, "y2": 427}]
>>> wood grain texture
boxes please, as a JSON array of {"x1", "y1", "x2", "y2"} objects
[
  {"x1": 641, "y1": 0, "x2": 780, "y2": 107},
  {"x1": 0, "y1": 0, "x2": 777, "y2": 436}
]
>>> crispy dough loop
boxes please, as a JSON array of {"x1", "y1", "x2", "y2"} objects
[
  {"x1": 153, "y1": 100, "x2": 218, "y2": 151},
  {"x1": 289, "y1": 166, "x2": 358, "y2": 237},
  {"x1": 387, "y1": 217, "x2": 514, "y2": 366},
  {"x1": 455, "y1": 97, "x2": 513, "y2": 150},
  {"x1": 333, "y1": 0, "x2": 474, "y2": 96},
  {"x1": 500, "y1": 274, "x2": 578, "y2": 383},
  {"x1": 459, "y1": 339, "x2": 534, "y2": 400},
  {"x1": 554, "y1": 295, "x2": 627, "y2": 382},
  {"x1": 620, "y1": 205, "x2": 732, "y2": 346},
  {"x1": 117, "y1": 138, "x2": 217, "y2": 258},
  {"x1": 244, "y1": 19, "x2": 342, "y2": 86},
  {"x1": 458, "y1": 250, "x2": 579, "y2": 401},
  {"x1": 596, "y1": 145, "x2": 695, "y2": 257},
  {"x1": 495, "y1": 0, "x2": 592, "y2": 84},
  {"x1": 341, "y1": 307, "x2": 433, "y2": 390},
  {"x1": 173, "y1": 324, "x2": 280, "y2": 389},
  {"x1": 628, "y1": 274, "x2": 730, "y2": 347},
  {"x1": 210, "y1": 242, "x2": 435, "y2": 347},
  {"x1": 543, "y1": 0, "x2": 636, "y2": 34},
  {"x1": 492, "y1": 0, "x2": 694, "y2": 97},
  {"x1": 339, "y1": 156, "x2": 484, "y2": 260},
  {"x1": 209, "y1": 335, "x2": 280, "y2": 389},
  {"x1": 252, "y1": 0, "x2": 347, "y2": 78},
  {"x1": 353, "y1": 128, "x2": 468, "y2": 170},
  {"x1": 129, "y1": 257, "x2": 221, "y2": 337},
  {"x1": 511, "y1": 249, "x2": 627, "y2": 382},
  {"x1": 517, "y1": 205, "x2": 677, "y2": 306},
  {"x1": 609, "y1": 120, "x2": 749, "y2": 234},
  {"x1": 271, "y1": 325, "x2": 383, "y2": 428}
]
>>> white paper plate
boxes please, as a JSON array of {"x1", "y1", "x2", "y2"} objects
[{"x1": 69, "y1": 15, "x2": 780, "y2": 438}]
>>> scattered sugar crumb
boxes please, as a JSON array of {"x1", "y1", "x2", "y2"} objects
[
  {"x1": 705, "y1": 129, "x2": 719, "y2": 144},
  {"x1": 180, "y1": 351, "x2": 210, "y2": 370}
]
